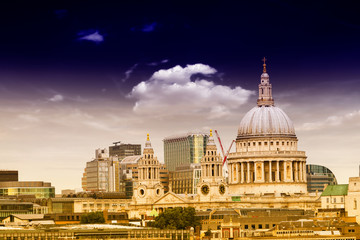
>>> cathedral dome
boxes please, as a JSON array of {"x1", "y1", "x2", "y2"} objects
[{"x1": 237, "y1": 105, "x2": 296, "y2": 138}]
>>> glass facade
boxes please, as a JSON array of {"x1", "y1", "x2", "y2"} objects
[
  {"x1": 169, "y1": 163, "x2": 201, "y2": 194},
  {"x1": 0, "y1": 187, "x2": 55, "y2": 198},
  {"x1": 306, "y1": 164, "x2": 338, "y2": 193},
  {"x1": 164, "y1": 133, "x2": 209, "y2": 171}
]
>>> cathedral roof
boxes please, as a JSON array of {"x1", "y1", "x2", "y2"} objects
[
  {"x1": 237, "y1": 59, "x2": 296, "y2": 138},
  {"x1": 237, "y1": 106, "x2": 295, "y2": 138}
]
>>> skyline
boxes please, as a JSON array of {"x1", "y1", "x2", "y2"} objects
[{"x1": 0, "y1": 1, "x2": 359, "y2": 192}]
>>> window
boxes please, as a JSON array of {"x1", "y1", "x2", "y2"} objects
[
  {"x1": 354, "y1": 199, "x2": 357, "y2": 210},
  {"x1": 341, "y1": 197, "x2": 344, "y2": 203},
  {"x1": 244, "y1": 225, "x2": 248, "y2": 229},
  {"x1": 270, "y1": 142, "x2": 273, "y2": 145},
  {"x1": 265, "y1": 142, "x2": 268, "y2": 146},
  {"x1": 251, "y1": 224, "x2": 255, "y2": 230},
  {"x1": 259, "y1": 142, "x2": 262, "y2": 146},
  {"x1": 258, "y1": 224, "x2": 263, "y2": 229},
  {"x1": 333, "y1": 198, "x2": 336, "y2": 203},
  {"x1": 327, "y1": 198, "x2": 329, "y2": 203}
]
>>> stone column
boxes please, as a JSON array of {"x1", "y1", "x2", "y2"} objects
[
  {"x1": 247, "y1": 162, "x2": 250, "y2": 183},
  {"x1": 235, "y1": 163, "x2": 238, "y2": 183},
  {"x1": 295, "y1": 162, "x2": 298, "y2": 182},
  {"x1": 276, "y1": 161, "x2": 280, "y2": 182},
  {"x1": 269, "y1": 161, "x2": 272, "y2": 182},
  {"x1": 241, "y1": 162, "x2": 244, "y2": 183},
  {"x1": 290, "y1": 162, "x2": 293, "y2": 182},
  {"x1": 303, "y1": 162, "x2": 307, "y2": 182},
  {"x1": 262, "y1": 161, "x2": 265, "y2": 182},
  {"x1": 228, "y1": 163, "x2": 232, "y2": 183},
  {"x1": 283, "y1": 161, "x2": 287, "y2": 182},
  {"x1": 299, "y1": 162, "x2": 303, "y2": 182}
]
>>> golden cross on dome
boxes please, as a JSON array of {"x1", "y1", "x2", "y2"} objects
[{"x1": 262, "y1": 57, "x2": 267, "y2": 73}]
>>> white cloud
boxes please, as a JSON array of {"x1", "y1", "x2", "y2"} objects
[
  {"x1": 78, "y1": 31, "x2": 104, "y2": 43},
  {"x1": 128, "y1": 64, "x2": 254, "y2": 119},
  {"x1": 18, "y1": 114, "x2": 39, "y2": 123},
  {"x1": 49, "y1": 94, "x2": 64, "y2": 102},
  {"x1": 122, "y1": 64, "x2": 138, "y2": 82},
  {"x1": 297, "y1": 110, "x2": 360, "y2": 131}
]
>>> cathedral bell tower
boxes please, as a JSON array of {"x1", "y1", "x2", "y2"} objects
[
  {"x1": 133, "y1": 134, "x2": 164, "y2": 204},
  {"x1": 197, "y1": 130, "x2": 229, "y2": 202}
]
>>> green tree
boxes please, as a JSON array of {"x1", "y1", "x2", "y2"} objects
[
  {"x1": 149, "y1": 207, "x2": 200, "y2": 230},
  {"x1": 80, "y1": 211, "x2": 105, "y2": 224}
]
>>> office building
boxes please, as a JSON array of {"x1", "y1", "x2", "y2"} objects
[
  {"x1": 169, "y1": 163, "x2": 201, "y2": 194},
  {"x1": 109, "y1": 142, "x2": 141, "y2": 160},
  {"x1": 0, "y1": 181, "x2": 55, "y2": 199},
  {"x1": 0, "y1": 170, "x2": 18, "y2": 182},
  {"x1": 163, "y1": 133, "x2": 209, "y2": 171},
  {"x1": 306, "y1": 164, "x2": 338, "y2": 193},
  {"x1": 83, "y1": 148, "x2": 120, "y2": 192}
]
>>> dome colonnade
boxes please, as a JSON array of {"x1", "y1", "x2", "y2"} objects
[{"x1": 227, "y1": 59, "x2": 307, "y2": 195}]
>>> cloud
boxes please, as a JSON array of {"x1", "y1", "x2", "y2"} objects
[
  {"x1": 77, "y1": 30, "x2": 104, "y2": 43},
  {"x1": 142, "y1": 22, "x2": 157, "y2": 32},
  {"x1": 122, "y1": 64, "x2": 138, "y2": 82},
  {"x1": 18, "y1": 114, "x2": 39, "y2": 123},
  {"x1": 49, "y1": 94, "x2": 64, "y2": 102},
  {"x1": 147, "y1": 59, "x2": 169, "y2": 66},
  {"x1": 131, "y1": 22, "x2": 158, "y2": 33},
  {"x1": 297, "y1": 110, "x2": 360, "y2": 131},
  {"x1": 128, "y1": 64, "x2": 254, "y2": 119}
]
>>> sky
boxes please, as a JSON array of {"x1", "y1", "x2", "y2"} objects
[{"x1": 0, "y1": 1, "x2": 360, "y2": 192}]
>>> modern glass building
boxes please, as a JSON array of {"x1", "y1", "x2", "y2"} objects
[
  {"x1": 306, "y1": 164, "x2": 338, "y2": 193},
  {"x1": 0, "y1": 181, "x2": 55, "y2": 198},
  {"x1": 109, "y1": 143, "x2": 141, "y2": 160},
  {"x1": 163, "y1": 133, "x2": 209, "y2": 171},
  {"x1": 169, "y1": 163, "x2": 201, "y2": 194}
]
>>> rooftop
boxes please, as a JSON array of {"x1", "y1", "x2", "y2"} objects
[{"x1": 321, "y1": 184, "x2": 348, "y2": 196}]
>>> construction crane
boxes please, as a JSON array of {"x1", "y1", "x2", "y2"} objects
[{"x1": 214, "y1": 130, "x2": 235, "y2": 165}]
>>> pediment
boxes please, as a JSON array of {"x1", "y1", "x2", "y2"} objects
[{"x1": 153, "y1": 192, "x2": 189, "y2": 205}]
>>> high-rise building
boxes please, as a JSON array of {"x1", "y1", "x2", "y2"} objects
[
  {"x1": 83, "y1": 148, "x2": 120, "y2": 192},
  {"x1": 163, "y1": 133, "x2": 209, "y2": 171},
  {"x1": 109, "y1": 142, "x2": 141, "y2": 160},
  {"x1": 306, "y1": 164, "x2": 338, "y2": 193}
]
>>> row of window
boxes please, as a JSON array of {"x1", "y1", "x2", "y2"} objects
[{"x1": 239, "y1": 141, "x2": 296, "y2": 147}]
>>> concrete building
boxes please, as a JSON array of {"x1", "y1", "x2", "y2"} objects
[
  {"x1": 82, "y1": 148, "x2": 120, "y2": 192},
  {"x1": 163, "y1": 132, "x2": 209, "y2": 171},
  {"x1": 227, "y1": 60, "x2": 307, "y2": 195},
  {"x1": 109, "y1": 142, "x2": 141, "y2": 159},
  {"x1": 307, "y1": 164, "x2": 338, "y2": 193},
  {"x1": 169, "y1": 163, "x2": 201, "y2": 194},
  {"x1": 346, "y1": 177, "x2": 360, "y2": 223},
  {"x1": 0, "y1": 170, "x2": 18, "y2": 182}
]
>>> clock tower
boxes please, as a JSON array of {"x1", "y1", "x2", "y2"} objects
[
  {"x1": 133, "y1": 134, "x2": 164, "y2": 204},
  {"x1": 197, "y1": 130, "x2": 229, "y2": 202}
]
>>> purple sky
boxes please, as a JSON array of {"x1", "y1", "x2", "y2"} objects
[{"x1": 0, "y1": 1, "x2": 359, "y2": 191}]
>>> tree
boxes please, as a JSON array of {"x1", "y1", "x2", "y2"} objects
[
  {"x1": 148, "y1": 207, "x2": 200, "y2": 230},
  {"x1": 80, "y1": 211, "x2": 105, "y2": 224}
]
